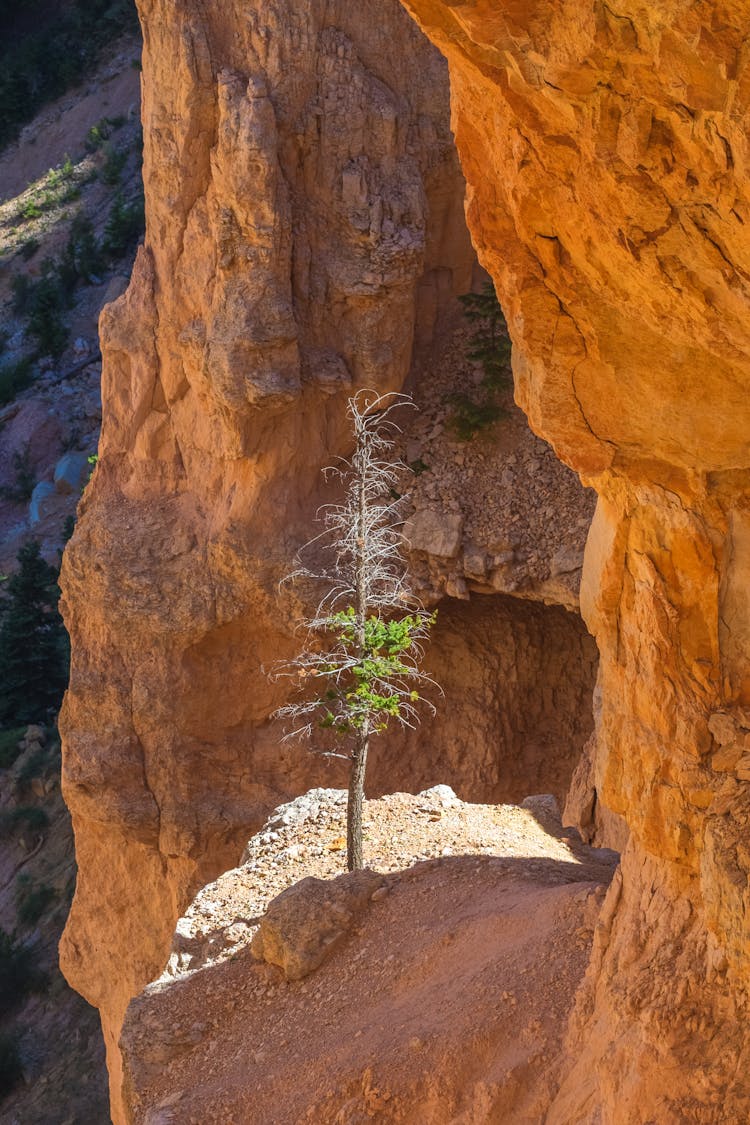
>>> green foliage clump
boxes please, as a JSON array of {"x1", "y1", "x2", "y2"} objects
[
  {"x1": 102, "y1": 191, "x2": 145, "y2": 258},
  {"x1": 0, "y1": 806, "x2": 50, "y2": 840},
  {"x1": 46, "y1": 156, "x2": 74, "y2": 189},
  {"x1": 0, "y1": 444, "x2": 36, "y2": 504},
  {"x1": 0, "y1": 542, "x2": 69, "y2": 725},
  {"x1": 20, "y1": 199, "x2": 41, "y2": 221},
  {"x1": 448, "y1": 282, "x2": 512, "y2": 441},
  {"x1": 0, "y1": 1031, "x2": 23, "y2": 1100},
  {"x1": 0, "y1": 927, "x2": 47, "y2": 1012},
  {"x1": 85, "y1": 117, "x2": 119, "y2": 153},
  {"x1": 0, "y1": 727, "x2": 25, "y2": 770},
  {"x1": 318, "y1": 609, "x2": 435, "y2": 734},
  {"x1": 0, "y1": 0, "x2": 139, "y2": 152},
  {"x1": 0, "y1": 358, "x2": 34, "y2": 407},
  {"x1": 15, "y1": 875, "x2": 55, "y2": 928}
]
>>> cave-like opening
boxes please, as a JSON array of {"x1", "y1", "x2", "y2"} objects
[{"x1": 371, "y1": 591, "x2": 598, "y2": 811}]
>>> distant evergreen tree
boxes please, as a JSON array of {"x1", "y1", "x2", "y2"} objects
[
  {"x1": 447, "y1": 282, "x2": 513, "y2": 440},
  {"x1": 458, "y1": 283, "x2": 512, "y2": 393},
  {"x1": 0, "y1": 542, "x2": 69, "y2": 725}
]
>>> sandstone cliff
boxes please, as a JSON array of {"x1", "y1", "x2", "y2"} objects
[{"x1": 397, "y1": 1, "x2": 750, "y2": 1120}]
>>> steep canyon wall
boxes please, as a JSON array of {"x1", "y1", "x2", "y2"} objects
[{"x1": 398, "y1": 1, "x2": 750, "y2": 1120}]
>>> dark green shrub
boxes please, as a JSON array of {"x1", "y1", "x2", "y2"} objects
[
  {"x1": 11, "y1": 274, "x2": 33, "y2": 316},
  {"x1": 0, "y1": 444, "x2": 36, "y2": 503},
  {"x1": 0, "y1": 927, "x2": 47, "y2": 1010},
  {"x1": 0, "y1": 1031, "x2": 23, "y2": 1100},
  {"x1": 19, "y1": 237, "x2": 39, "y2": 261},
  {"x1": 0, "y1": 727, "x2": 25, "y2": 769},
  {"x1": 102, "y1": 143, "x2": 128, "y2": 186},
  {"x1": 85, "y1": 116, "x2": 119, "y2": 152},
  {"x1": 0, "y1": 806, "x2": 50, "y2": 840},
  {"x1": 459, "y1": 283, "x2": 512, "y2": 389},
  {"x1": 0, "y1": 358, "x2": 34, "y2": 407},
  {"x1": 58, "y1": 214, "x2": 103, "y2": 289},
  {"x1": 446, "y1": 394, "x2": 504, "y2": 442},
  {"x1": 25, "y1": 269, "x2": 68, "y2": 358},
  {"x1": 102, "y1": 191, "x2": 145, "y2": 258},
  {"x1": 0, "y1": 542, "x2": 69, "y2": 724},
  {"x1": 15, "y1": 875, "x2": 55, "y2": 927}
]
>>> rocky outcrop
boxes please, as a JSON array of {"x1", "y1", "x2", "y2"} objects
[
  {"x1": 119, "y1": 788, "x2": 618, "y2": 1123},
  {"x1": 398, "y1": 1, "x2": 750, "y2": 1120}
]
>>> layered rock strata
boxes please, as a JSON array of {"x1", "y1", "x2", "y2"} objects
[
  {"x1": 58, "y1": 1, "x2": 598, "y2": 1118},
  {"x1": 398, "y1": 1, "x2": 750, "y2": 1120}
]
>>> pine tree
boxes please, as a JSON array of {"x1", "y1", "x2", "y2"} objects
[
  {"x1": 0, "y1": 542, "x2": 68, "y2": 725},
  {"x1": 273, "y1": 391, "x2": 438, "y2": 870}
]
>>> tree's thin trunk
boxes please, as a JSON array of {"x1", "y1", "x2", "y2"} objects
[
  {"x1": 348, "y1": 425, "x2": 370, "y2": 871},
  {"x1": 347, "y1": 719, "x2": 369, "y2": 870}
]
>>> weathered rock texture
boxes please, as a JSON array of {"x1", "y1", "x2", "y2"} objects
[
  {"x1": 59, "y1": 1, "x2": 600, "y2": 1118},
  {"x1": 397, "y1": 1, "x2": 750, "y2": 1120}
]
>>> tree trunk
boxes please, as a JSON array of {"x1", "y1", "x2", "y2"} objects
[
  {"x1": 347, "y1": 720, "x2": 369, "y2": 870},
  {"x1": 347, "y1": 419, "x2": 370, "y2": 871}
]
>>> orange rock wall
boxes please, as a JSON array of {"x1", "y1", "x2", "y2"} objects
[{"x1": 398, "y1": 1, "x2": 750, "y2": 1119}]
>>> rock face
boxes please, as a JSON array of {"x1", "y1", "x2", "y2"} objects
[{"x1": 397, "y1": 1, "x2": 750, "y2": 1120}]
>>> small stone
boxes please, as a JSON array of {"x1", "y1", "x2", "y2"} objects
[{"x1": 29, "y1": 481, "x2": 57, "y2": 524}]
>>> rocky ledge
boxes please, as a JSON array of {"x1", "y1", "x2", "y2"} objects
[{"x1": 120, "y1": 787, "x2": 618, "y2": 1124}]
